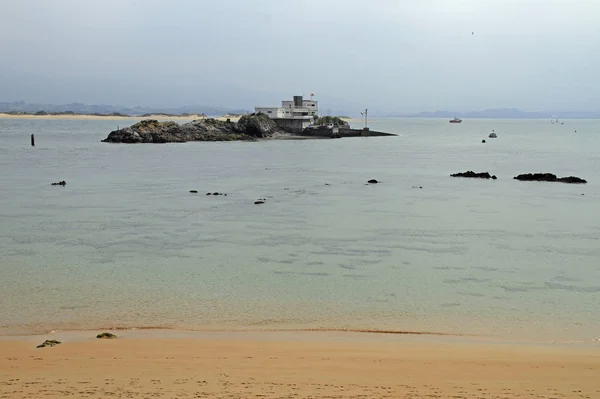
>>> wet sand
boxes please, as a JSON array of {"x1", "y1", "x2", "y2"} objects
[{"x1": 1, "y1": 331, "x2": 598, "y2": 398}]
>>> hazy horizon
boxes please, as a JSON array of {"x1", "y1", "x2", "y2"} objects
[
  {"x1": 3, "y1": 99, "x2": 600, "y2": 119},
  {"x1": 1, "y1": 0, "x2": 599, "y2": 113}
]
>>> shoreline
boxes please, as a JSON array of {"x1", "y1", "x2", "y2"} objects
[
  {"x1": 1, "y1": 331, "x2": 598, "y2": 398},
  {"x1": 0, "y1": 113, "x2": 236, "y2": 121},
  {"x1": 2, "y1": 327, "x2": 598, "y2": 347},
  {"x1": 0, "y1": 113, "x2": 360, "y2": 123}
]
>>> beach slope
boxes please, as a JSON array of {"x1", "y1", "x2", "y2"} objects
[{"x1": 1, "y1": 334, "x2": 598, "y2": 398}]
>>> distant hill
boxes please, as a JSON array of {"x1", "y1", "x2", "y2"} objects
[
  {"x1": 388, "y1": 108, "x2": 600, "y2": 119},
  {"x1": 0, "y1": 101, "x2": 250, "y2": 117},
  {"x1": 2, "y1": 101, "x2": 599, "y2": 120}
]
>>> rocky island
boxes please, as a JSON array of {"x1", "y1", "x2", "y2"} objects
[
  {"x1": 102, "y1": 113, "x2": 286, "y2": 143},
  {"x1": 514, "y1": 173, "x2": 587, "y2": 184},
  {"x1": 102, "y1": 112, "x2": 397, "y2": 143},
  {"x1": 451, "y1": 171, "x2": 497, "y2": 179}
]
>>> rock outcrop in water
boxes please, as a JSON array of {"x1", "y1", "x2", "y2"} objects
[
  {"x1": 451, "y1": 171, "x2": 497, "y2": 179},
  {"x1": 514, "y1": 173, "x2": 587, "y2": 184},
  {"x1": 101, "y1": 113, "x2": 287, "y2": 143}
]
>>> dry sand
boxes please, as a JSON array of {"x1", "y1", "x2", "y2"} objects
[
  {"x1": 0, "y1": 113, "x2": 230, "y2": 121},
  {"x1": 1, "y1": 332, "x2": 598, "y2": 398},
  {"x1": 0, "y1": 113, "x2": 359, "y2": 124}
]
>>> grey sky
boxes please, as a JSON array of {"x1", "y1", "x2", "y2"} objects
[{"x1": 1, "y1": 0, "x2": 599, "y2": 113}]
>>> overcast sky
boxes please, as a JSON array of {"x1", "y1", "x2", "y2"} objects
[{"x1": 1, "y1": 0, "x2": 599, "y2": 113}]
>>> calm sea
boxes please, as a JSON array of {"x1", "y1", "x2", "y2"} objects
[{"x1": 0, "y1": 117, "x2": 599, "y2": 343}]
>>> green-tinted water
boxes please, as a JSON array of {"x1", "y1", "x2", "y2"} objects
[{"x1": 1, "y1": 117, "x2": 599, "y2": 343}]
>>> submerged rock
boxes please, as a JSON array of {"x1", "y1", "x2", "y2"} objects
[
  {"x1": 450, "y1": 171, "x2": 494, "y2": 179},
  {"x1": 96, "y1": 332, "x2": 117, "y2": 339},
  {"x1": 37, "y1": 339, "x2": 61, "y2": 348},
  {"x1": 514, "y1": 173, "x2": 587, "y2": 184},
  {"x1": 101, "y1": 113, "x2": 287, "y2": 143}
]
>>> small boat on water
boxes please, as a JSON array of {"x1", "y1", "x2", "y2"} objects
[
  {"x1": 489, "y1": 130, "x2": 497, "y2": 138},
  {"x1": 449, "y1": 117, "x2": 462, "y2": 123}
]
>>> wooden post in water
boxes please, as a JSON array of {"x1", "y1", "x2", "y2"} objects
[{"x1": 31, "y1": 134, "x2": 35, "y2": 147}]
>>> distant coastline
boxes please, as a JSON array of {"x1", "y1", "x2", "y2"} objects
[
  {"x1": 0, "y1": 112, "x2": 359, "y2": 124},
  {"x1": 3, "y1": 100, "x2": 598, "y2": 120},
  {"x1": 0, "y1": 112, "x2": 244, "y2": 121},
  {"x1": 385, "y1": 108, "x2": 600, "y2": 119}
]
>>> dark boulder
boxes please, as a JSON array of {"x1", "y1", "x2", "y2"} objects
[
  {"x1": 557, "y1": 176, "x2": 587, "y2": 184},
  {"x1": 96, "y1": 332, "x2": 117, "y2": 339},
  {"x1": 514, "y1": 173, "x2": 587, "y2": 184},
  {"x1": 237, "y1": 113, "x2": 281, "y2": 138},
  {"x1": 451, "y1": 171, "x2": 493, "y2": 179},
  {"x1": 37, "y1": 339, "x2": 61, "y2": 348},
  {"x1": 514, "y1": 173, "x2": 557, "y2": 182}
]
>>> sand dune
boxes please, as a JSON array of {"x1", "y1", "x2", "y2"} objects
[{"x1": 1, "y1": 332, "x2": 598, "y2": 398}]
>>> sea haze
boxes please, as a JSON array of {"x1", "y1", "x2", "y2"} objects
[{"x1": 0, "y1": 117, "x2": 599, "y2": 343}]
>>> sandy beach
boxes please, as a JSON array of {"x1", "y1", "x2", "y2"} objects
[
  {"x1": 1, "y1": 332, "x2": 598, "y2": 398},
  {"x1": 0, "y1": 113, "x2": 240, "y2": 121},
  {"x1": 0, "y1": 113, "x2": 358, "y2": 124}
]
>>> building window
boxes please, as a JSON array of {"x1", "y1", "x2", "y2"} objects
[{"x1": 267, "y1": 111, "x2": 272, "y2": 114}]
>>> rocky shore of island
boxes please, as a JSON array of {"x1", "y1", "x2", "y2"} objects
[
  {"x1": 101, "y1": 113, "x2": 398, "y2": 143},
  {"x1": 101, "y1": 113, "x2": 287, "y2": 143}
]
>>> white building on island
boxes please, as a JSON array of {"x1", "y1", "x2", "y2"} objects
[{"x1": 255, "y1": 95, "x2": 318, "y2": 133}]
